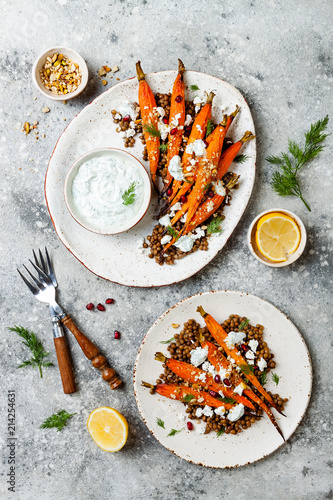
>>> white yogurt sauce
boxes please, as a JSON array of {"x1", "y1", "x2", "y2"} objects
[{"x1": 71, "y1": 155, "x2": 145, "y2": 231}]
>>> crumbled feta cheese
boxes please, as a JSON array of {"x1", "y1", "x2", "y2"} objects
[
  {"x1": 114, "y1": 113, "x2": 121, "y2": 120},
  {"x1": 129, "y1": 121, "x2": 136, "y2": 129},
  {"x1": 228, "y1": 404, "x2": 245, "y2": 422},
  {"x1": 202, "y1": 405, "x2": 214, "y2": 417},
  {"x1": 257, "y1": 357, "x2": 267, "y2": 371},
  {"x1": 118, "y1": 101, "x2": 136, "y2": 119},
  {"x1": 201, "y1": 361, "x2": 217, "y2": 377},
  {"x1": 126, "y1": 128, "x2": 135, "y2": 138},
  {"x1": 159, "y1": 214, "x2": 171, "y2": 227},
  {"x1": 214, "y1": 407, "x2": 226, "y2": 417},
  {"x1": 196, "y1": 124, "x2": 202, "y2": 132},
  {"x1": 190, "y1": 158, "x2": 197, "y2": 166},
  {"x1": 178, "y1": 412, "x2": 186, "y2": 422},
  {"x1": 198, "y1": 372, "x2": 207, "y2": 382},
  {"x1": 168, "y1": 155, "x2": 184, "y2": 181},
  {"x1": 186, "y1": 166, "x2": 192, "y2": 172},
  {"x1": 160, "y1": 235, "x2": 172, "y2": 245},
  {"x1": 190, "y1": 346, "x2": 208, "y2": 367},
  {"x1": 156, "y1": 106, "x2": 165, "y2": 118},
  {"x1": 247, "y1": 359, "x2": 254, "y2": 365},
  {"x1": 195, "y1": 407, "x2": 203, "y2": 418},
  {"x1": 184, "y1": 114, "x2": 193, "y2": 126},
  {"x1": 206, "y1": 201, "x2": 214, "y2": 212},
  {"x1": 136, "y1": 237, "x2": 145, "y2": 253},
  {"x1": 192, "y1": 227, "x2": 205, "y2": 239},
  {"x1": 196, "y1": 422, "x2": 206, "y2": 434},
  {"x1": 174, "y1": 235, "x2": 194, "y2": 252},
  {"x1": 193, "y1": 95, "x2": 206, "y2": 112},
  {"x1": 157, "y1": 121, "x2": 170, "y2": 141},
  {"x1": 119, "y1": 131, "x2": 126, "y2": 138},
  {"x1": 180, "y1": 214, "x2": 187, "y2": 223},
  {"x1": 218, "y1": 367, "x2": 230, "y2": 380},
  {"x1": 212, "y1": 180, "x2": 226, "y2": 197},
  {"x1": 186, "y1": 139, "x2": 206, "y2": 157},
  {"x1": 175, "y1": 113, "x2": 181, "y2": 120},
  {"x1": 248, "y1": 339, "x2": 259, "y2": 353},
  {"x1": 225, "y1": 331, "x2": 246, "y2": 349},
  {"x1": 245, "y1": 350, "x2": 255, "y2": 360},
  {"x1": 234, "y1": 383, "x2": 245, "y2": 396}
]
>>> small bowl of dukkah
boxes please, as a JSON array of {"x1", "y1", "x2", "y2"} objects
[{"x1": 32, "y1": 46, "x2": 88, "y2": 100}]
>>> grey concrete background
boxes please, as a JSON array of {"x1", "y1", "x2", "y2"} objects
[{"x1": 1, "y1": 0, "x2": 332, "y2": 499}]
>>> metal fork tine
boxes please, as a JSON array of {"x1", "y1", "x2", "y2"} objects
[
  {"x1": 29, "y1": 260, "x2": 52, "y2": 285},
  {"x1": 44, "y1": 247, "x2": 57, "y2": 287},
  {"x1": 32, "y1": 249, "x2": 39, "y2": 267},
  {"x1": 39, "y1": 249, "x2": 47, "y2": 273},
  {"x1": 17, "y1": 269, "x2": 38, "y2": 295},
  {"x1": 23, "y1": 265, "x2": 45, "y2": 290}
]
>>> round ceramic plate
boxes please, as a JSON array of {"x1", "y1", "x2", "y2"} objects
[
  {"x1": 45, "y1": 70, "x2": 256, "y2": 287},
  {"x1": 133, "y1": 290, "x2": 312, "y2": 468}
]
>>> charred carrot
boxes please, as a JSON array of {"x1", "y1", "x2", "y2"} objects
[
  {"x1": 154, "y1": 352, "x2": 254, "y2": 409},
  {"x1": 162, "y1": 59, "x2": 186, "y2": 192},
  {"x1": 206, "y1": 105, "x2": 240, "y2": 145},
  {"x1": 197, "y1": 306, "x2": 285, "y2": 416},
  {"x1": 202, "y1": 340, "x2": 285, "y2": 439},
  {"x1": 136, "y1": 61, "x2": 160, "y2": 187},
  {"x1": 141, "y1": 382, "x2": 231, "y2": 409},
  {"x1": 216, "y1": 130, "x2": 255, "y2": 180}
]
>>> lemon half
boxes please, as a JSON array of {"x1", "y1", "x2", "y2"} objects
[
  {"x1": 255, "y1": 212, "x2": 301, "y2": 262},
  {"x1": 87, "y1": 407, "x2": 128, "y2": 452}
]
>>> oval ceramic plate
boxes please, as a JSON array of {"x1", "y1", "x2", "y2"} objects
[
  {"x1": 133, "y1": 290, "x2": 312, "y2": 468},
  {"x1": 45, "y1": 70, "x2": 256, "y2": 287}
]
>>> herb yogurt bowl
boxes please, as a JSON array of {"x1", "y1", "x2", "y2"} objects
[{"x1": 64, "y1": 148, "x2": 152, "y2": 235}]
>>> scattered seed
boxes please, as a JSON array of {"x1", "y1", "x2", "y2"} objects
[
  {"x1": 96, "y1": 303, "x2": 106, "y2": 311},
  {"x1": 86, "y1": 303, "x2": 94, "y2": 310},
  {"x1": 42, "y1": 107, "x2": 50, "y2": 113}
]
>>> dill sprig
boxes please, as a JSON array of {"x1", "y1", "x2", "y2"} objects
[
  {"x1": 234, "y1": 154, "x2": 250, "y2": 164},
  {"x1": 159, "y1": 337, "x2": 175, "y2": 344},
  {"x1": 267, "y1": 116, "x2": 329, "y2": 211},
  {"x1": 260, "y1": 370, "x2": 267, "y2": 386},
  {"x1": 216, "y1": 427, "x2": 225, "y2": 437},
  {"x1": 207, "y1": 216, "x2": 223, "y2": 235},
  {"x1": 206, "y1": 119, "x2": 214, "y2": 138},
  {"x1": 182, "y1": 394, "x2": 195, "y2": 403},
  {"x1": 122, "y1": 182, "x2": 136, "y2": 206},
  {"x1": 190, "y1": 84, "x2": 200, "y2": 91},
  {"x1": 272, "y1": 373, "x2": 280, "y2": 385},
  {"x1": 238, "y1": 318, "x2": 249, "y2": 331},
  {"x1": 167, "y1": 428, "x2": 182, "y2": 437},
  {"x1": 156, "y1": 417, "x2": 165, "y2": 429},
  {"x1": 8, "y1": 325, "x2": 53, "y2": 378},
  {"x1": 40, "y1": 410, "x2": 76, "y2": 431},
  {"x1": 144, "y1": 124, "x2": 161, "y2": 138},
  {"x1": 167, "y1": 226, "x2": 179, "y2": 240},
  {"x1": 218, "y1": 396, "x2": 236, "y2": 404},
  {"x1": 159, "y1": 143, "x2": 168, "y2": 153}
]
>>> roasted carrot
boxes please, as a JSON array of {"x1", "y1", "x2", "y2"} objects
[
  {"x1": 162, "y1": 59, "x2": 186, "y2": 193},
  {"x1": 197, "y1": 306, "x2": 285, "y2": 416},
  {"x1": 202, "y1": 340, "x2": 285, "y2": 439},
  {"x1": 141, "y1": 382, "x2": 231, "y2": 409},
  {"x1": 216, "y1": 130, "x2": 255, "y2": 180},
  {"x1": 136, "y1": 61, "x2": 160, "y2": 188},
  {"x1": 206, "y1": 105, "x2": 240, "y2": 145},
  {"x1": 154, "y1": 352, "x2": 254, "y2": 409}
]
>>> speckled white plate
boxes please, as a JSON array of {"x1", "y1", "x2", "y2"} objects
[
  {"x1": 45, "y1": 70, "x2": 256, "y2": 287},
  {"x1": 133, "y1": 290, "x2": 312, "y2": 468}
]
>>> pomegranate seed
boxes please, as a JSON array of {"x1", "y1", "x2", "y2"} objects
[
  {"x1": 207, "y1": 190, "x2": 214, "y2": 198},
  {"x1": 86, "y1": 303, "x2": 94, "y2": 311},
  {"x1": 241, "y1": 343, "x2": 249, "y2": 352},
  {"x1": 180, "y1": 194, "x2": 187, "y2": 203},
  {"x1": 187, "y1": 421, "x2": 193, "y2": 431},
  {"x1": 254, "y1": 365, "x2": 258, "y2": 370},
  {"x1": 123, "y1": 114, "x2": 131, "y2": 122},
  {"x1": 175, "y1": 95, "x2": 183, "y2": 103},
  {"x1": 114, "y1": 330, "x2": 121, "y2": 339},
  {"x1": 223, "y1": 378, "x2": 231, "y2": 387},
  {"x1": 209, "y1": 390, "x2": 219, "y2": 398},
  {"x1": 170, "y1": 127, "x2": 178, "y2": 135},
  {"x1": 166, "y1": 188, "x2": 173, "y2": 196},
  {"x1": 96, "y1": 303, "x2": 106, "y2": 311},
  {"x1": 214, "y1": 374, "x2": 221, "y2": 383},
  {"x1": 105, "y1": 298, "x2": 114, "y2": 304},
  {"x1": 185, "y1": 125, "x2": 192, "y2": 134},
  {"x1": 163, "y1": 117, "x2": 169, "y2": 124}
]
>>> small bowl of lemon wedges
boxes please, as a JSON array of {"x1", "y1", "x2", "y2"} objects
[{"x1": 247, "y1": 209, "x2": 306, "y2": 267}]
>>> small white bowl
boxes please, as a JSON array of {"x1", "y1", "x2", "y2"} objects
[
  {"x1": 64, "y1": 148, "x2": 152, "y2": 235},
  {"x1": 247, "y1": 208, "x2": 307, "y2": 267},
  {"x1": 32, "y1": 46, "x2": 88, "y2": 100}
]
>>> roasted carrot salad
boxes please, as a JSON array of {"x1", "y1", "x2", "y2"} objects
[
  {"x1": 142, "y1": 308, "x2": 287, "y2": 437},
  {"x1": 111, "y1": 60, "x2": 255, "y2": 265}
]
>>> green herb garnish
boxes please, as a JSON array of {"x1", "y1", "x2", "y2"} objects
[
  {"x1": 206, "y1": 216, "x2": 223, "y2": 235},
  {"x1": 159, "y1": 143, "x2": 168, "y2": 153},
  {"x1": 216, "y1": 427, "x2": 225, "y2": 437},
  {"x1": 182, "y1": 394, "x2": 195, "y2": 403},
  {"x1": 144, "y1": 124, "x2": 161, "y2": 138},
  {"x1": 239, "y1": 364, "x2": 254, "y2": 375},
  {"x1": 206, "y1": 119, "x2": 214, "y2": 138},
  {"x1": 40, "y1": 410, "x2": 76, "y2": 431},
  {"x1": 160, "y1": 337, "x2": 175, "y2": 344},
  {"x1": 234, "y1": 154, "x2": 250, "y2": 164},
  {"x1": 238, "y1": 319, "x2": 250, "y2": 331},
  {"x1": 156, "y1": 417, "x2": 165, "y2": 429},
  {"x1": 8, "y1": 325, "x2": 53, "y2": 378},
  {"x1": 218, "y1": 396, "x2": 236, "y2": 405},
  {"x1": 190, "y1": 84, "x2": 200, "y2": 91},
  {"x1": 267, "y1": 116, "x2": 329, "y2": 211},
  {"x1": 122, "y1": 181, "x2": 136, "y2": 206},
  {"x1": 272, "y1": 373, "x2": 280, "y2": 385},
  {"x1": 167, "y1": 428, "x2": 182, "y2": 437},
  {"x1": 260, "y1": 370, "x2": 267, "y2": 386},
  {"x1": 167, "y1": 226, "x2": 179, "y2": 240}
]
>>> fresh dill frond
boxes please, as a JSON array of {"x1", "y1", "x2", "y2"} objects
[
  {"x1": 144, "y1": 124, "x2": 161, "y2": 138},
  {"x1": 122, "y1": 181, "x2": 136, "y2": 206},
  {"x1": 206, "y1": 216, "x2": 223, "y2": 235},
  {"x1": 40, "y1": 410, "x2": 76, "y2": 431}
]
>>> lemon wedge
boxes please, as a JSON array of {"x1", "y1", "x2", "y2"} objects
[
  {"x1": 87, "y1": 407, "x2": 128, "y2": 452},
  {"x1": 255, "y1": 212, "x2": 301, "y2": 262}
]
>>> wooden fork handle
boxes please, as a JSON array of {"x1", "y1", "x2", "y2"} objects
[
  {"x1": 62, "y1": 315, "x2": 122, "y2": 390},
  {"x1": 54, "y1": 336, "x2": 77, "y2": 394}
]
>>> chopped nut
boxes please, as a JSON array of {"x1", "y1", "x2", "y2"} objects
[
  {"x1": 42, "y1": 134, "x2": 46, "y2": 138},
  {"x1": 23, "y1": 122, "x2": 30, "y2": 135},
  {"x1": 39, "y1": 52, "x2": 82, "y2": 96},
  {"x1": 33, "y1": 121, "x2": 38, "y2": 126},
  {"x1": 51, "y1": 53, "x2": 58, "y2": 63},
  {"x1": 103, "y1": 65, "x2": 111, "y2": 73},
  {"x1": 42, "y1": 107, "x2": 50, "y2": 113},
  {"x1": 172, "y1": 323, "x2": 180, "y2": 329},
  {"x1": 112, "y1": 65, "x2": 119, "y2": 73},
  {"x1": 98, "y1": 67, "x2": 107, "y2": 77},
  {"x1": 102, "y1": 80, "x2": 108, "y2": 86}
]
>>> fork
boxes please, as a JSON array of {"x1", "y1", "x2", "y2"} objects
[{"x1": 18, "y1": 249, "x2": 122, "y2": 390}]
